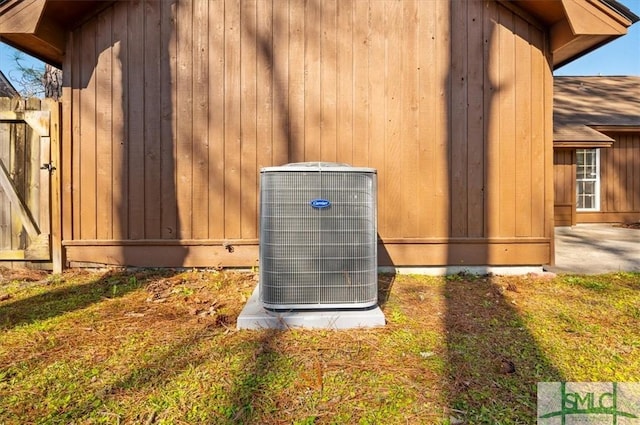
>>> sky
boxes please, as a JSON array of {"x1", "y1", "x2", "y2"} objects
[{"x1": 0, "y1": 0, "x2": 638, "y2": 94}]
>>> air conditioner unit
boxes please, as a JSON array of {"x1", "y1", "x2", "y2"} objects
[{"x1": 259, "y1": 162, "x2": 378, "y2": 310}]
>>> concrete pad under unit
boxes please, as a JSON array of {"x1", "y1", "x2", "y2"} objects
[{"x1": 237, "y1": 286, "x2": 386, "y2": 330}]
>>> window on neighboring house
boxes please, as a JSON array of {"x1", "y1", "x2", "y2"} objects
[{"x1": 576, "y1": 148, "x2": 600, "y2": 211}]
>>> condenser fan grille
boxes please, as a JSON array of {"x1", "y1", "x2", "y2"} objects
[{"x1": 259, "y1": 164, "x2": 377, "y2": 310}]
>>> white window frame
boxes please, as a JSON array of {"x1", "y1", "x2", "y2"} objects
[{"x1": 576, "y1": 148, "x2": 600, "y2": 212}]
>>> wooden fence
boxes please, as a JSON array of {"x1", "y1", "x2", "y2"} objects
[{"x1": 0, "y1": 97, "x2": 61, "y2": 270}]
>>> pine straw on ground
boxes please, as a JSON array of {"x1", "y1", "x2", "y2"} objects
[
  {"x1": 618, "y1": 222, "x2": 640, "y2": 229},
  {"x1": 0, "y1": 267, "x2": 638, "y2": 424}
]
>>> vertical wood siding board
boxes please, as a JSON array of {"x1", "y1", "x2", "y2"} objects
[
  {"x1": 224, "y1": 0, "x2": 242, "y2": 239},
  {"x1": 336, "y1": 0, "x2": 353, "y2": 165},
  {"x1": 320, "y1": 0, "x2": 337, "y2": 162},
  {"x1": 255, "y1": 0, "x2": 272, "y2": 237},
  {"x1": 272, "y1": 0, "x2": 289, "y2": 167},
  {"x1": 208, "y1": 0, "x2": 225, "y2": 239},
  {"x1": 384, "y1": 0, "x2": 403, "y2": 236},
  {"x1": 608, "y1": 146, "x2": 615, "y2": 211},
  {"x1": 288, "y1": 0, "x2": 305, "y2": 163},
  {"x1": 127, "y1": 0, "x2": 146, "y2": 240},
  {"x1": 514, "y1": 17, "x2": 532, "y2": 237},
  {"x1": 433, "y1": 0, "x2": 451, "y2": 238},
  {"x1": 450, "y1": 0, "x2": 468, "y2": 238},
  {"x1": 80, "y1": 22, "x2": 98, "y2": 240},
  {"x1": 61, "y1": 36, "x2": 73, "y2": 243},
  {"x1": 625, "y1": 137, "x2": 633, "y2": 211},
  {"x1": 174, "y1": 0, "x2": 194, "y2": 239},
  {"x1": 630, "y1": 136, "x2": 634, "y2": 211},
  {"x1": 256, "y1": 0, "x2": 277, "y2": 230},
  {"x1": 191, "y1": 0, "x2": 210, "y2": 239},
  {"x1": 633, "y1": 135, "x2": 640, "y2": 211},
  {"x1": 630, "y1": 136, "x2": 636, "y2": 211},
  {"x1": 627, "y1": 136, "x2": 632, "y2": 210},
  {"x1": 616, "y1": 140, "x2": 622, "y2": 211},
  {"x1": 71, "y1": 30, "x2": 82, "y2": 239},
  {"x1": 159, "y1": 0, "x2": 177, "y2": 239},
  {"x1": 631, "y1": 135, "x2": 638, "y2": 211},
  {"x1": 600, "y1": 147, "x2": 607, "y2": 211},
  {"x1": 484, "y1": 0, "x2": 499, "y2": 237},
  {"x1": 529, "y1": 26, "x2": 544, "y2": 236},
  {"x1": 416, "y1": 1, "x2": 435, "y2": 236},
  {"x1": 368, "y1": 1, "x2": 386, "y2": 235},
  {"x1": 143, "y1": 0, "x2": 163, "y2": 239},
  {"x1": 618, "y1": 137, "x2": 623, "y2": 210},
  {"x1": 615, "y1": 137, "x2": 621, "y2": 211},
  {"x1": 543, "y1": 35, "x2": 554, "y2": 242},
  {"x1": 399, "y1": 0, "x2": 418, "y2": 237},
  {"x1": 111, "y1": 2, "x2": 129, "y2": 240},
  {"x1": 304, "y1": 0, "x2": 321, "y2": 161},
  {"x1": 466, "y1": 0, "x2": 484, "y2": 238},
  {"x1": 240, "y1": 0, "x2": 258, "y2": 239},
  {"x1": 352, "y1": 0, "x2": 369, "y2": 167},
  {"x1": 95, "y1": 10, "x2": 113, "y2": 240},
  {"x1": 498, "y1": 6, "x2": 516, "y2": 237},
  {"x1": 602, "y1": 144, "x2": 609, "y2": 211},
  {"x1": 607, "y1": 140, "x2": 625, "y2": 212},
  {"x1": 619, "y1": 137, "x2": 625, "y2": 211},
  {"x1": 256, "y1": 0, "x2": 273, "y2": 166},
  {"x1": 616, "y1": 138, "x2": 622, "y2": 211}
]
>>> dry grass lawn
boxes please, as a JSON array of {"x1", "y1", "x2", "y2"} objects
[{"x1": 0, "y1": 267, "x2": 638, "y2": 424}]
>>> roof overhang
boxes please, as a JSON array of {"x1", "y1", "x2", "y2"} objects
[
  {"x1": 510, "y1": 0, "x2": 639, "y2": 69},
  {"x1": 554, "y1": 124, "x2": 615, "y2": 148},
  {"x1": 554, "y1": 140, "x2": 614, "y2": 148},
  {"x1": 0, "y1": 0, "x2": 114, "y2": 68},
  {"x1": 591, "y1": 125, "x2": 640, "y2": 134}
]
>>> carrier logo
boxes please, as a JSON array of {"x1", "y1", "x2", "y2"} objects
[
  {"x1": 538, "y1": 382, "x2": 640, "y2": 424},
  {"x1": 310, "y1": 199, "x2": 331, "y2": 209}
]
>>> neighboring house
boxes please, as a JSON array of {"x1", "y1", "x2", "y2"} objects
[
  {"x1": 0, "y1": 70, "x2": 18, "y2": 97},
  {"x1": 554, "y1": 76, "x2": 640, "y2": 226},
  {"x1": 0, "y1": 0, "x2": 637, "y2": 271}
]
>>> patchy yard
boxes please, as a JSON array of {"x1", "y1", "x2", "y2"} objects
[{"x1": 0, "y1": 267, "x2": 638, "y2": 424}]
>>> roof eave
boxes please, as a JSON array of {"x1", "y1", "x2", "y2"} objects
[
  {"x1": 0, "y1": 0, "x2": 114, "y2": 67},
  {"x1": 512, "y1": 0, "x2": 638, "y2": 69}
]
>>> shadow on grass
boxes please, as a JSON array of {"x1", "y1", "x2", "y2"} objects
[
  {"x1": 0, "y1": 269, "x2": 175, "y2": 331},
  {"x1": 224, "y1": 329, "x2": 289, "y2": 423},
  {"x1": 444, "y1": 276, "x2": 564, "y2": 423},
  {"x1": 377, "y1": 273, "x2": 396, "y2": 307}
]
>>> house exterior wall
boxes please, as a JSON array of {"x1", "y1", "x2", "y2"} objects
[
  {"x1": 553, "y1": 148, "x2": 576, "y2": 226},
  {"x1": 60, "y1": 0, "x2": 554, "y2": 268},
  {"x1": 577, "y1": 132, "x2": 640, "y2": 223}
]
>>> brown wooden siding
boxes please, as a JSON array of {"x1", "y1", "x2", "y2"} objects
[
  {"x1": 577, "y1": 133, "x2": 640, "y2": 223},
  {"x1": 62, "y1": 0, "x2": 554, "y2": 267},
  {"x1": 553, "y1": 148, "x2": 576, "y2": 226}
]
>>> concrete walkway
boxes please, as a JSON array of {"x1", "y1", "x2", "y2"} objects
[{"x1": 547, "y1": 224, "x2": 640, "y2": 274}]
